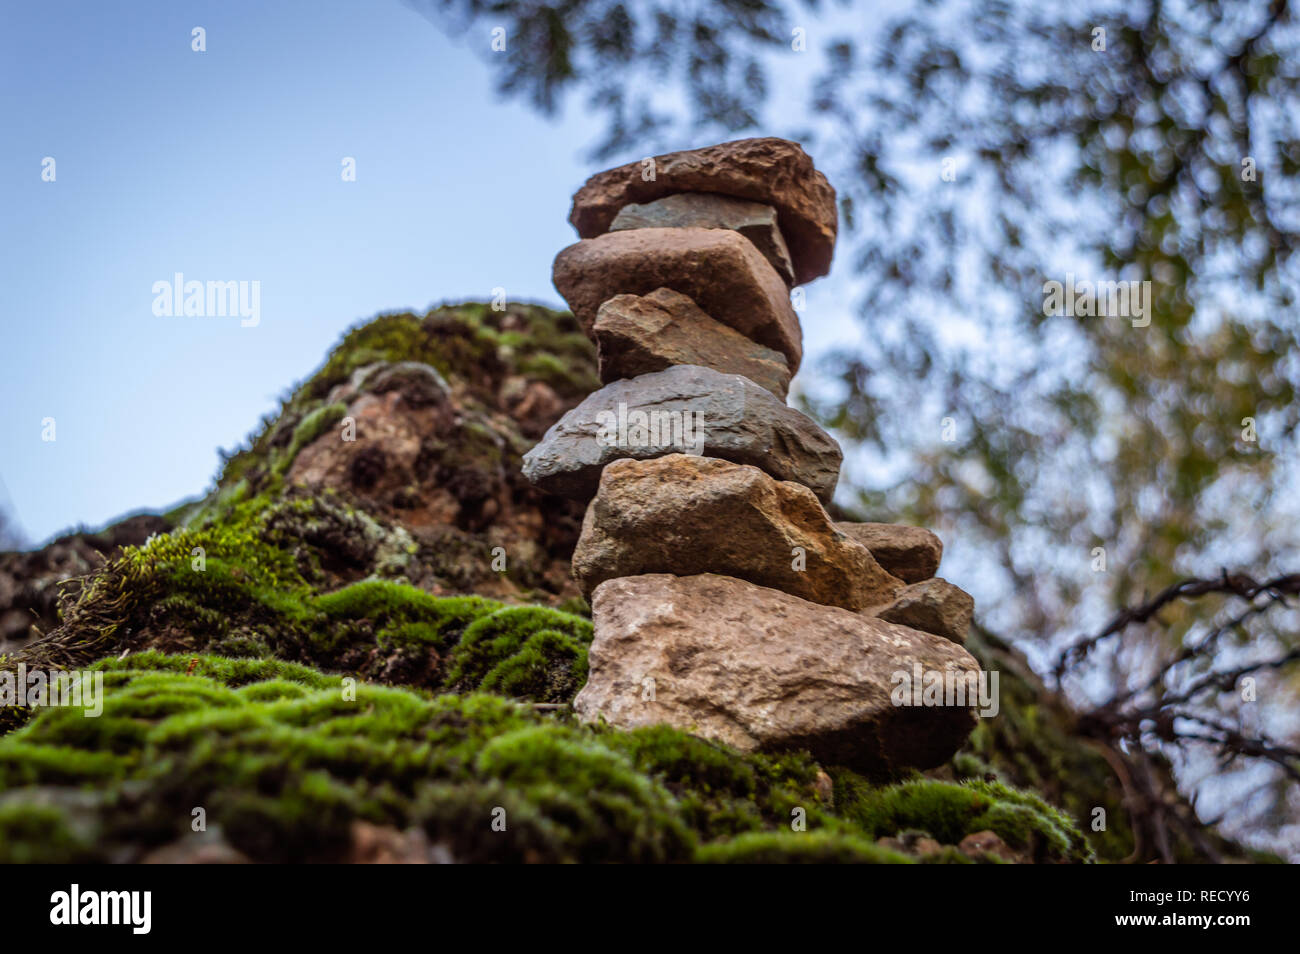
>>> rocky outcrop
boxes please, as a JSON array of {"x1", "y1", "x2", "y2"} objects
[
  {"x1": 593, "y1": 288, "x2": 791, "y2": 398},
  {"x1": 573, "y1": 574, "x2": 981, "y2": 774},
  {"x1": 521, "y1": 365, "x2": 841, "y2": 502},
  {"x1": 567, "y1": 137, "x2": 837, "y2": 284}
]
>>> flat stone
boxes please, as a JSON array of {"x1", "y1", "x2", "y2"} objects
[
  {"x1": 593, "y1": 289, "x2": 791, "y2": 398},
  {"x1": 553, "y1": 227, "x2": 803, "y2": 371},
  {"x1": 610, "y1": 192, "x2": 796, "y2": 285},
  {"x1": 834, "y1": 522, "x2": 944, "y2": 583},
  {"x1": 571, "y1": 455, "x2": 902, "y2": 611},
  {"x1": 568, "y1": 137, "x2": 837, "y2": 285},
  {"x1": 521, "y1": 364, "x2": 839, "y2": 502},
  {"x1": 572, "y1": 573, "x2": 981, "y2": 774},
  {"x1": 873, "y1": 578, "x2": 974, "y2": 646}
]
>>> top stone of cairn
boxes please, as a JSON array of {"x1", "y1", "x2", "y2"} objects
[{"x1": 567, "y1": 137, "x2": 838, "y2": 286}]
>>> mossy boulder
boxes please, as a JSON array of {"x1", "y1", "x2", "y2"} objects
[{"x1": 0, "y1": 300, "x2": 1157, "y2": 863}]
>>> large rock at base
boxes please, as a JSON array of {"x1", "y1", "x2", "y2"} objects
[
  {"x1": 834, "y1": 522, "x2": 944, "y2": 583},
  {"x1": 573, "y1": 573, "x2": 981, "y2": 774},
  {"x1": 610, "y1": 192, "x2": 796, "y2": 285},
  {"x1": 571, "y1": 455, "x2": 902, "y2": 611},
  {"x1": 874, "y1": 578, "x2": 974, "y2": 646},
  {"x1": 553, "y1": 228, "x2": 803, "y2": 371},
  {"x1": 593, "y1": 289, "x2": 791, "y2": 398},
  {"x1": 521, "y1": 365, "x2": 839, "y2": 502},
  {"x1": 568, "y1": 137, "x2": 837, "y2": 285}
]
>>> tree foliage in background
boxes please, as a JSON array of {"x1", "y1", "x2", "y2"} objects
[{"x1": 416, "y1": 0, "x2": 1300, "y2": 854}]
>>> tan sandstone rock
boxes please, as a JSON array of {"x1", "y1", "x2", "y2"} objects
[
  {"x1": 568, "y1": 137, "x2": 837, "y2": 285},
  {"x1": 571, "y1": 455, "x2": 903, "y2": 611},
  {"x1": 874, "y1": 577, "x2": 974, "y2": 646},
  {"x1": 834, "y1": 522, "x2": 944, "y2": 583},
  {"x1": 572, "y1": 573, "x2": 981, "y2": 774},
  {"x1": 552, "y1": 228, "x2": 803, "y2": 370},
  {"x1": 593, "y1": 288, "x2": 792, "y2": 398}
]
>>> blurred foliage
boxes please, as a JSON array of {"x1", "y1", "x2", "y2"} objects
[{"x1": 416, "y1": 0, "x2": 1300, "y2": 855}]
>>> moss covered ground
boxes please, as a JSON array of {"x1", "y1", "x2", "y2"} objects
[
  {"x1": 0, "y1": 649, "x2": 1094, "y2": 863},
  {"x1": 0, "y1": 301, "x2": 1119, "y2": 863}
]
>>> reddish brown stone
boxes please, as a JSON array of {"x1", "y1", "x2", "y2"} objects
[
  {"x1": 609, "y1": 192, "x2": 796, "y2": 285},
  {"x1": 568, "y1": 137, "x2": 837, "y2": 284},
  {"x1": 593, "y1": 288, "x2": 791, "y2": 398},
  {"x1": 553, "y1": 228, "x2": 803, "y2": 370}
]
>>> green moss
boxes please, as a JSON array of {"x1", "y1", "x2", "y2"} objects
[
  {"x1": 444, "y1": 606, "x2": 592, "y2": 691},
  {"x1": 198, "y1": 302, "x2": 597, "y2": 506},
  {"x1": 697, "y1": 830, "x2": 914, "y2": 864},
  {"x1": 94, "y1": 650, "x2": 342, "y2": 690},
  {"x1": 0, "y1": 657, "x2": 682, "y2": 862},
  {"x1": 0, "y1": 653, "x2": 1092, "y2": 863},
  {"x1": 603, "y1": 726, "x2": 830, "y2": 839},
  {"x1": 835, "y1": 776, "x2": 1095, "y2": 863},
  {"x1": 319, "y1": 580, "x2": 492, "y2": 622},
  {"x1": 476, "y1": 629, "x2": 588, "y2": 703},
  {"x1": 952, "y1": 627, "x2": 1135, "y2": 861},
  {"x1": 5, "y1": 497, "x2": 592, "y2": 704},
  {"x1": 474, "y1": 727, "x2": 693, "y2": 862},
  {"x1": 0, "y1": 801, "x2": 97, "y2": 863},
  {"x1": 274, "y1": 402, "x2": 347, "y2": 476}
]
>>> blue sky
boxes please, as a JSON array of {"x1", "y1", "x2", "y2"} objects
[{"x1": 0, "y1": 0, "x2": 860, "y2": 545}]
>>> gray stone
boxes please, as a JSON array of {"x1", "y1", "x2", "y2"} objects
[
  {"x1": 522, "y1": 364, "x2": 839, "y2": 502},
  {"x1": 572, "y1": 573, "x2": 981, "y2": 774},
  {"x1": 610, "y1": 192, "x2": 796, "y2": 286},
  {"x1": 593, "y1": 289, "x2": 792, "y2": 399}
]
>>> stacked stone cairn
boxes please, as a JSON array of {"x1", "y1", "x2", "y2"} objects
[{"x1": 523, "y1": 138, "x2": 983, "y2": 775}]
